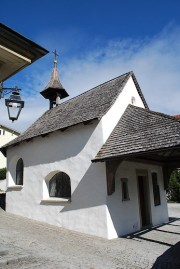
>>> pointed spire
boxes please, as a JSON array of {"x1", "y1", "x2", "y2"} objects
[{"x1": 40, "y1": 50, "x2": 69, "y2": 109}]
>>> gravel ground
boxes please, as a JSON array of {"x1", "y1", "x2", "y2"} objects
[{"x1": 0, "y1": 203, "x2": 179, "y2": 269}]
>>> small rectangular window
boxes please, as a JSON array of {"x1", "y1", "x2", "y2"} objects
[
  {"x1": 0, "y1": 130, "x2": 1, "y2": 135},
  {"x1": 3, "y1": 130, "x2": 5, "y2": 135},
  {"x1": 152, "y1": 172, "x2": 161, "y2": 206},
  {"x1": 121, "y1": 178, "x2": 130, "y2": 201}
]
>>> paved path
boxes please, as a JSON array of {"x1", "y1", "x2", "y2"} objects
[{"x1": 0, "y1": 204, "x2": 179, "y2": 269}]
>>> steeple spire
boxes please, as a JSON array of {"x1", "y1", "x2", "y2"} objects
[{"x1": 40, "y1": 50, "x2": 69, "y2": 109}]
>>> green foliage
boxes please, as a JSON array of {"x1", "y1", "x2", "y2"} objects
[
  {"x1": 0, "y1": 168, "x2": 6, "y2": 180},
  {"x1": 167, "y1": 170, "x2": 180, "y2": 202}
]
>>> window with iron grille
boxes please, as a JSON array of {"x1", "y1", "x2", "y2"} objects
[
  {"x1": 16, "y1": 158, "x2": 24, "y2": 185},
  {"x1": 49, "y1": 172, "x2": 71, "y2": 198}
]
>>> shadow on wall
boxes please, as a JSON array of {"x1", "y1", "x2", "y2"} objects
[
  {"x1": 60, "y1": 163, "x2": 107, "y2": 212},
  {"x1": 23, "y1": 121, "x2": 98, "y2": 167},
  {"x1": 152, "y1": 241, "x2": 180, "y2": 269}
]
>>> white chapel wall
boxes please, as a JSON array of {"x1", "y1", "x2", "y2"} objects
[{"x1": 6, "y1": 122, "x2": 109, "y2": 238}]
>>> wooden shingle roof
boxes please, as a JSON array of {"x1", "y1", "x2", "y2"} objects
[
  {"x1": 1, "y1": 71, "x2": 148, "y2": 153},
  {"x1": 94, "y1": 105, "x2": 180, "y2": 162}
]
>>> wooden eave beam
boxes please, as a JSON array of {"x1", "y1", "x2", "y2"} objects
[
  {"x1": 106, "y1": 159, "x2": 122, "y2": 195},
  {"x1": 26, "y1": 138, "x2": 33, "y2": 143},
  {"x1": 60, "y1": 127, "x2": 68, "y2": 132},
  {"x1": 41, "y1": 133, "x2": 49, "y2": 137},
  {"x1": 83, "y1": 120, "x2": 93, "y2": 125}
]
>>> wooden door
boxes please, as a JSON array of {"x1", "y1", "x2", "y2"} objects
[{"x1": 137, "y1": 172, "x2": 151, "y2": 227}]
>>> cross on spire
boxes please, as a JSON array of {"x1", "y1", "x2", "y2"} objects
[{"x1": 52, "y1": 49, "x2": 59, "y2": 61}]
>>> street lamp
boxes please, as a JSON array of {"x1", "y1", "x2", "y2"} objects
[{"x1": 0, "y1": 82, "x2": 24, "y2": 122}]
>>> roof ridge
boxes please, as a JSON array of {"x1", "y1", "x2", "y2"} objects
[
  {"x1": 51, "y1": 71, "x2": 133, "y2": 107},
  {"x1": 18, "y1": 73, "x2": 133, "y2": 133},
  {"x1": 98, "y1": 72, "x2": 132, "y2": 119}
]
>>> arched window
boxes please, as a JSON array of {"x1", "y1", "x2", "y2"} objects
[
  {"x1": 49, "y1": 172, "x2": 71, "y2": 198},
  {"x1": 16, "y1": 158, "x2": 24, "y2": 185}
]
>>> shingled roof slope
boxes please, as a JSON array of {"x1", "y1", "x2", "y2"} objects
[
  {"x1": 94, "y1": 105, "x2": 180, "y2": 161},
  {"x1": 1, "y1": 71, "x2": 148, "y2": 152}
]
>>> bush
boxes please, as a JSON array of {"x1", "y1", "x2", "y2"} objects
[
  {"x1": 0, "y1": 168, "x2": 6, "y2": 180},
  {"x1": 167, "y1": 170, "x2": 180, "y2": 202}
]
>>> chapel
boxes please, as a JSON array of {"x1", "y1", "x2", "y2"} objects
[{"x1": 2, "y1": 56, "x2": 180, "y2": 239}]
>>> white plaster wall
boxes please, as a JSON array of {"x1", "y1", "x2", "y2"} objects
[
  {"x1": 5, "y1": 75, "x2": 148, "y2": 238},
  {"x1": 101, "y1": 76, "x2": 145, "y2": 142},
  {"x1": 106, "y1": 161, "x2": 169, "y2": 239},
  {"x1": 148, "y1": 166, "x2": 169, "y2": 226},
  {"x1": 6, "y1": 122, "x2": 109, "y2": 238}
]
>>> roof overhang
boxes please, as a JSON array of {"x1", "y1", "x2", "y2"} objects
[
  {"x1": 93, "y1": 146, "x2": 180, "y2": 191},
  {"x1": 0, "y1": 23, "x2": 49, "y2": 82},
  {"x1": 92, "y1": 146, "x2": 180, "y2": 164}
]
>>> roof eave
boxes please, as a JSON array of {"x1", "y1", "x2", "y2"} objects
[
  {"x1": 1, "y1": 117, "x2": 99, "y2": 153},
  {"x1": 0, "y1": 23, "x2": 49, "y2": 82},
  {"x1": 0, "y1": 124, "x2": 20, "y2": 135},
  {"x1": 92, "y1": 145, "x2": 180, "y2": 163}
]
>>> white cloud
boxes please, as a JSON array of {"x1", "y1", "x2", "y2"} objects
[
  {"x1": 1, "y1": 23, "x2": 180, "y2": 132},
  {"x1": 62, "y1": 24, "x2": 180, "y2": 115}
]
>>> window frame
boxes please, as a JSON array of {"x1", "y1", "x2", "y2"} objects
[
  {"x1": 49, "y1": 172, "x2": 71, "y2": 199},
  {"x1": 152, "y1": 172, "x2": 161, "y2": 206},
  {"x1": 15, "y1": 158, "x2": 24, "y2": 186}
]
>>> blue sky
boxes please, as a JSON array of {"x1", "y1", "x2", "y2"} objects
[{"x1": 1, "y1": 0, "x2": 180, "y2": 131}]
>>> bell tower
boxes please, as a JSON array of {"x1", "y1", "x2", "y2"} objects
[{"x1": 40, "y1": 50, "x2": 69, "y2": 109}]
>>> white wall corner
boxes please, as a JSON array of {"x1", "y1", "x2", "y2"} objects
[{"x1": 106, "y1": 205, "x2": 118, "y2": 239}]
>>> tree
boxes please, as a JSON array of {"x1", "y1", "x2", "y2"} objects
[
  {"x1": 167, "y1": 169, "x2": 180, "y2": 202},
  {"x1": 0, "y1": 168, "x2": 6, "y2": 180}
]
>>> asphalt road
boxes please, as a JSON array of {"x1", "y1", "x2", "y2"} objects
[{"x1": 0, "y1": 203, "x2": 179, "y2": 269}]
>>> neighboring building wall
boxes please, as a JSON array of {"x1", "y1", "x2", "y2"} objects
[
  {"x1": 5, "y1": 77, "x2": 147, "y2": 238},
  {"x1": 106, "y1": 161, "x2": 169, "y2": 239},
  {"x1": 0, "y1": 126, "x2": 19, "y2": 168}
]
